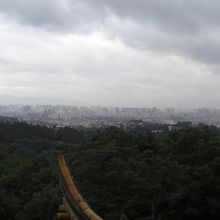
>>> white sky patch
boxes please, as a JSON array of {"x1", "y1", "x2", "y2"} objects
[{"x1": 0, "y1": 14, "x2": 220, "y2": 107}]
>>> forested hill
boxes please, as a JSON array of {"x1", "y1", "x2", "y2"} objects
[{"x1": 1, "y1": 122, "x2": 220, "y2": 220}]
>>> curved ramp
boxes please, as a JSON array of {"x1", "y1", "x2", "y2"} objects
[{"x1": 56, "y1": 154, "x2": 103, "y2": 220}]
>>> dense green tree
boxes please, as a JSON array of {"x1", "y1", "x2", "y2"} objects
[{"x1": 1, "y1": 122, "x2": 220, "y2": 219}]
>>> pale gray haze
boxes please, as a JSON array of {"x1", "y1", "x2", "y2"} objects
[{"x1": 0, "y1": 0, "x2": 220, "y2": 107}]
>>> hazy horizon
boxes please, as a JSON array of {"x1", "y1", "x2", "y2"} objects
[
  {"x1": 0, "y1": 95, "x2": 220, "y2": 110},
  {"x1": 1, "y1": 0, "x2": 220, "y2": 108}
]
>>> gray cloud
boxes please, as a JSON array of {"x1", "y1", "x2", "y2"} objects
[
  {"x1": 0, "y1": 0, "x2": 220, "y2": 107},
  {"x1": 2, "y1": 0, "x2": 220, "y2": 32},
  {"x1": 0, "y1": 0, "x2": 70, "y2": 27},
  {"x1": 0, "y1": 0, "x2": 105, "y2": 31},
  {"x1": 1, "y1": 0, "x2": 220, "y2": 66},
  {"x1": 95, "y1": 0, "x2": 220, "y2": 32}
]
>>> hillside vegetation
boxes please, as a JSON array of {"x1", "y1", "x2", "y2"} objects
[{"x1": 0, "y1": 122, "x2": 220, "y2": 220}]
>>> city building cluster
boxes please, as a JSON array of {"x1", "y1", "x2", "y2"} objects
[{"x1": 0, "y1": 105, "x2": 220, "y2": 128}]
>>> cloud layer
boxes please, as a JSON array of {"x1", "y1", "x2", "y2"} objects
[{"x1": 0, "y1": 0, "x2": 220, "y2": 107}]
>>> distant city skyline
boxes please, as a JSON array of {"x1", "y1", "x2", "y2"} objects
[
  {"x1": 1, "y1": 104, "x2": 220, "y2": 128},
  {"x1": 1, "y1": 1, "x2": 220, "y2": 107}
]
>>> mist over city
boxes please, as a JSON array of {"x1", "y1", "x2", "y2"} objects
[{"x1": 1, "y1": 104, "x2": 220, "y2": 128}]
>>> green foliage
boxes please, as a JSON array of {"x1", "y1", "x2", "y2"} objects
[
  {"x1": 1, "y1": 122, "x2": 220, "y2": 219},
  {"x1": 0, "y1": 122, "x2": 82, "y2": 220},
  {"x1": 69, "y1": 126, "x2": 220, "y2": 220}
]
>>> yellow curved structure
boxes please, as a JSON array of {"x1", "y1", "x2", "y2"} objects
[{"x1": 57, "y1": 154, "x2": 103, "y2": 220}]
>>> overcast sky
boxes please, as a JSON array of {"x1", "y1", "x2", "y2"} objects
[{"x1": 0, "y1": 0, "x2": 220, "y2": 107}]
